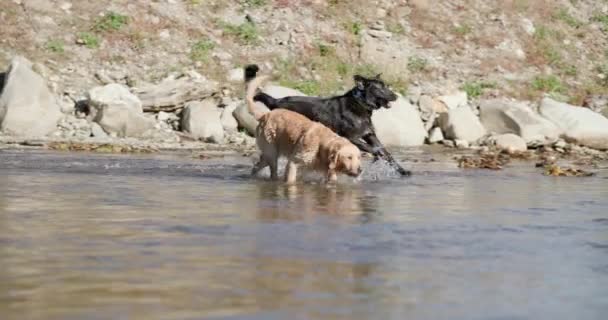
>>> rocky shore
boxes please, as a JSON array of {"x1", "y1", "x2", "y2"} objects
[{"x1": 1, "y1": 55, "x2": 608, "y2": 173}]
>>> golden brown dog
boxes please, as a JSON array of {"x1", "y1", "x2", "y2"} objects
[{"x1": 246, "y1": 75, "x2": 362, "y2": 184}]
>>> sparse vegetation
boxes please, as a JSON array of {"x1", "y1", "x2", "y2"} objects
[
  {"x1": 77, "y1": 32, "x2": 100, "y2": 49},
  {"x1": 555, "y1": 8, "x2": 582, "y2": 28},
  {"x1": 45, "y1": 40, "x2": 64, "y2": 53},
  {"x1": 242, "y1": 0, "x2": 267, "y2": 7},
  {"x1": 222, "y1": 21, "x2": 259, "y2": 44},
  {"x1": 564, "y1": 64, "x2": 578, "y2": 77},
  {"x1": 93, "y1": 11, "x2": 129, "y2": 32},
  {"x1": 461, "y1": 81, "x2": 496, "y2": 99},
  {"x1": 190, "y1": 39, "x2": 215, "y2": 61},
  {"x1": 317, "y1": 43, "x2": 333, "y2": 57},
  {"x1": 596, "y1": 63, "x2": 608, "y2": 87},
  {"x1": 386, "y1": 21, "x2": 406, "y2": 35},
  {"x1": 592, "y1": 14, "x2": 608, "y2": 31},
  {"x1": 532, "y1": 75, "x2": 564, "y2": 93},
  {"x1": 347, "y1": 21, "x2": 362, "y2": 36},
  {"x1": 407, "y1": 56, "x2": 428, "y2": 73},
  {"x1": 279, "y1": 79, "x2": 321, "y2": 96},
  {"x1": 453, "y1": 24, "x2": 472, "y2": 36}
]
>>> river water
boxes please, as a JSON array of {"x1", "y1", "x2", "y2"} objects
[{"x1": 0, "y1": 149, "x2": 607, "y2": 320}]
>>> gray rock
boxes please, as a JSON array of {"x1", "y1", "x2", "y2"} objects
[
  {"x1": 233, "y1": 84, "x2": 305, "y2": 135},
  {"x1": 455, "y1": 139, "x2": 469, "y2": 149},
  {"x1": 261, "y1": 84, "x2": 306, "y2": 98},
  {"x1": 407, "y1": 86, "x2": 422, "y2": 105},
  {"x1": 372, "y1": 96, "x2": 427, "y2": 147},
  {"x1": 439, "y1": 107, "x2": 486, "y2": 143},
  {"x1": 366, "y1": 29, "x2": 393, "y2": 39},
  {"x1": 479, "y1": 99, "x2": 560, "y2": 144},
  {"x1": 0, "y1": 56, "x2": 62, "y2": 137},
  {"x1": 442, "y1": 139, "x2": 455, "y2": 148},
  {"x1": 553, "y1": 139, "x2": 567, "y2": 149},
  {"x1": 156, "y1": 111, "x2": 172, "y2": 122},
  {"x1": 437, "y1": 91, "x2": 468, "y2": 110},
  {"x1": 221, "y1": 100, "x2": 240, "y2": 132},
  {"x1": 88, "y1": 83, "x2": 155, "y2": 137},
  {"x1": 227, "y1": 68, "x2": 244, "y2": 83},
  {"x1": 90, "y1": 122, "x2": 108, "y2": 138},
  {"x1": 418, "y1": 95, "x2": 435, "y2": 114},
  {"x1": 494, "y1": 133, "x2": 527, "y2": 153},
  {"x1": 181, "y1": 99, "x2": 224, "y2": 143},
  {"x1": 539, "y1": 98, "x2": 608, "y2": 150},
  {"x1": 233, "y1": 102, "x2": 268, "y2": 136},
  {"x1": 428, "y1": 127, "x2": 444, "y2": 144}
]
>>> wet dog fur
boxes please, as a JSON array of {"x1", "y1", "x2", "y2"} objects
[
  {"x1": 245, "y1": 64, "x2": 411, "y2": 176},
  {"x1": 246, "y1": 75, "x2": 362, "y2": 184}
]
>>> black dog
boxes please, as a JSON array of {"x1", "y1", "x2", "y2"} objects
[{"x1": 244, "y1": 64, "x2": 410, "y2": 176}]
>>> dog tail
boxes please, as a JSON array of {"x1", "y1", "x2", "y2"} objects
[
  {"x1": 246, "y1": 73, "x2": 270, "y2": 121},
  {"x1": 244, "y1": 64, "x2": 280, "y2": 110},
  {"x1": 244, "y1": 64, "x2": 259, "y2": 83}
]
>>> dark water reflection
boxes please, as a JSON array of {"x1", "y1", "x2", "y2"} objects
[{"x1": 0, "y1": 150, "x2": 607, "y2": 320}]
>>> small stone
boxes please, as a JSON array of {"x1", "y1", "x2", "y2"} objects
[
  {"x1": 442, "y1": 140, "x2": 455, "y2": 148},
  {"x1": 90, "y1": 122, "x2": 108, "y2": 138},
  {"x1": 553, "y1": 139, "x2": 567, "y2": 149},
  {"x1": 455, "y1": 139, "x2": 469, "y2": 149},
  {"x1": 227, "y1": 68, "x2": 244, "y2": 83},
  {"x1": 159, "y1": 29, "x2": 170, "y2": 39},
  {"x1": 157, "y1": 111, "x2": 171, "y2": 122},
  {"x1": 428, "y1": 127, "x2": 444, "y2": 144},
  {"x1": 494, "y1": 133, "x2": 527, "y2": 154},
  {"x1": 60, "y1": 2, "x2": 72, "y2": 11}
]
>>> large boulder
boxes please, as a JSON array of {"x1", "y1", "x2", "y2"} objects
[
  {"x1": 437, "y1": 91, "x2": 468, "y2": 110},
  {"x1": 0, "y1": 56, "x2": 61, "y2": 137},
  {"x1": 428, "y1": 127, "x2": 444, "y2": 144},
  {"x1": 88, "y1": 83, "x2": 154, "y2": 137},
  {"x1": 494, "y1": 133, "x2": 527, "y2": 153},
  {"x1": 372, "y1": 96, "x2": 427, "y2": 147},
  {"x1": 181, "y1": 99, "x2": 224, "y2": 143},
  {"x1": 439, "y1": 107, "x2": 486, "y2": 143},
  {"x1": 539, "y1": 98, "x2": 608, "y2": 150},
  {"x1": 479, "y1": 99, "x2": 560, "y2": 144},
  {"x1": 233, "y1": 84, "x2": 305, "y2": 135},
  {"x1": 220, "y1": 100, "x2": 240, "y2": 132}
]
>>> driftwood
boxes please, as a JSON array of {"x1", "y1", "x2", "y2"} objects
[{"x1": 134, "y1": 75, "x2": 220, "y2": 112}]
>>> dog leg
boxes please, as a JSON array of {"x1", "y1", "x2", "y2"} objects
[
  {"x1": 251, "y1": 156, "x2": 268, "y2": 176},
  {"x1": 364, "y1": 134, "x2": 411, "y2": 176},
  {"x1": 268, "y1": 156, "x2": 279, "y2": 180},
  {"x1": 326, "y1": 169, "x2": 338, "y2": 184},
  {"x1": 285, "y1": 161, "x2": 298, "y2": 184}
]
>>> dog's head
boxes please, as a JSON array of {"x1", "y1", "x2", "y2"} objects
[
  {"x1": 353, "y1": 74, "x2": 398, "y2": 110},
  {"x1": 329, "y1": 139, "x2": 363, "y2": 177}
]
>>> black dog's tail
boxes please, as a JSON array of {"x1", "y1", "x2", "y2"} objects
[{"x1": 243, "y1": 64, "x2": 279, "y2": 110}]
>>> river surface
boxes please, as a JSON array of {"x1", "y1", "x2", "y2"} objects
[{"x1": 0, "y1": 149, "x2": 607, "y2": 320}]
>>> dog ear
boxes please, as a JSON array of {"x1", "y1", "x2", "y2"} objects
[
  {"x1": 353, "y1": 75, "x2": 366, "y2": 90},
  {"x1": 328, "y1": 146, "x2": 341, "y2": 171}
]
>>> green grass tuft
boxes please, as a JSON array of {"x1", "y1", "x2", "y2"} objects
[
  {"x1": 46, "y1": 40, "x2": 64, "y2": 53},
  {"x1": 93, "y1": 11, "x2": 129, "y2": 32},
  {"x1": 222, "y1": 21, "x2": 259, "y2": 45},
  {"x1": 531, "y1": 75, "x2": 564, "y2": 93},
  {"x1": 191, "y1": 39, "x2": 215, "y2": 61},
  {"x1": 407, "y1": 56, "x2": 428, "y2": 73},
  {"x1": 77, "y1": 32, "x2": 100, "y2": 49},
  {"x1": 461, "y1": 81, "x2": 497, "y2": 99}
]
